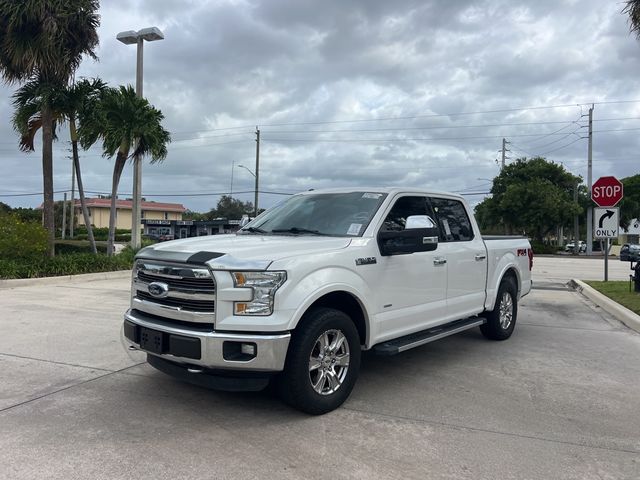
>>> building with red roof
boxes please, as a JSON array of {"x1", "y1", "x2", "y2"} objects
[{"x1": 73, "y1": 197, "x2": 186, "y2": 230}]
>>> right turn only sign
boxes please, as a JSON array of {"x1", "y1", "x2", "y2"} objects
[{"x1": 594, "y1": 208, "x2": 619, "y2": 238}]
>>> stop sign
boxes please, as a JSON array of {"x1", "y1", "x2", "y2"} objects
[{"x1": 592, "y1": 176, "x2": 623, "y2": 207}]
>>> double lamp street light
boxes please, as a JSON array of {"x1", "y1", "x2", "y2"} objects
[{"x1": 116, "y1": 26, "x2": 164, "y2": 249}]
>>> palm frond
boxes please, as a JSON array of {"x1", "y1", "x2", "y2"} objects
[{"x1": 623, "y1": 0, "x2": 640, "y2": 39}]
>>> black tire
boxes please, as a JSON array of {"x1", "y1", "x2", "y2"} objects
[
  {"x1": 277, "y1": 307, "x2": 361, "y2": 415},
  {"x1": 480, "y1": 277, "x2": 518, "y2": 341}
]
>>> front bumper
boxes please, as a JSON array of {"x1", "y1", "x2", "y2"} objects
[{"x1": 123, "y1": 309, "x2": 291, "y2": 372}]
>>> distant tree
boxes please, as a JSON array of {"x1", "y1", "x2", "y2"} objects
[
  {"x1": 79, "y1": 86, "x2": 171, "y2": 255},
  {"x1": 11, "y1": 207, "x2": 41, "y2": 223},
  {"x1": 0, "y1": 0, "x2": 100, "y2": 256},
  {"x1": 209, "y1": 195, "x2": 254, "y2": 219},
  {"x1": 183, "y1": 210, "x2": 209, "y2": 221},
  {"x1": 0, "y1": 202, "x2": 10, "y2": 214},
  {"x1": 474, "y1": 157, "x2": 584, "y2": 242},
  {"x1": 623, "y1": 1, "x2": 640, "y2": 38},
  {"x1": 619, "y1": 174, "x2": 640, "y2": 229}
]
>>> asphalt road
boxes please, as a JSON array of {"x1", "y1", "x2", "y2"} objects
[{"x1": 0, "y1": 257, "x2": 639, "y2": 480}]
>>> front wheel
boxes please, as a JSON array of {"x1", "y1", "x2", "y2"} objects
[
  {"x1": 277, "y1": 308, "x2": 361, "y2": 415},
  {"x1": 480, "y1": 278, "x2": 518, "y2": 340}
]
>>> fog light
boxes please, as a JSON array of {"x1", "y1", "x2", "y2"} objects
[
  {"x1": 222, "y1": 341, "x2": 257, "y2": 361},
  {"x1": 241, "y1": 343, "x2": 256, "y2": 356}
]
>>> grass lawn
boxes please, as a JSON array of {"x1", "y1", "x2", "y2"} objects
[{"x1": 585, "y1": 281, "x2": 640, "y2": 315}]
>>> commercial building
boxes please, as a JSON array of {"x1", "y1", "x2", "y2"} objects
[
  {"x1": 74, "y1": 197, "x2": 186, "y2": 230},
  {"x1": 142, "y1": 218, "x2": 246, "y2": 240}
]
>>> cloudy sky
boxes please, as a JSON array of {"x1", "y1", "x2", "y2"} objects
[{"x1": 1, "y1": 0, "x2": 640, "y2": 213}]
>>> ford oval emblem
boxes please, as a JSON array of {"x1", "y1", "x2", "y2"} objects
[{"x1": 148, "y1": 282, "x2": 169, "y2": 298}]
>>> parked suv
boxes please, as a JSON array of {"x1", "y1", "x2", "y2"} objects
[{"x1": 620, "y1": 243, "x2": 640, "y2": 262}]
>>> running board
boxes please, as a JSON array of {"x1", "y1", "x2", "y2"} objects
[{"x1": 372, "y1": 317, "x2": 486, "y2": 356}]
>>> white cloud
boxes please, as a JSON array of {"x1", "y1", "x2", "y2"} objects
[{"x1": 1, "y1": 0, "x2": 639, "y2": 213}]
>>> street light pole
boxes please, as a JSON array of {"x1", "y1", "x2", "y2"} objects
[
  {"x1": 117, "y1": 27, "x2": 164, "y2": 249},
  {"x1": 230, "y1": 159, "x2": 235, "y2": 197},
  {"x1": 131, "y1": 37, "x2": 143, "y2": 251}
]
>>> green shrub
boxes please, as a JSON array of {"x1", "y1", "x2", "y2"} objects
[
  {"x1": 0, "y1": 252, "x2": 134, "y2": 279},
  {"x1": 73, "y1": 227, "x2": 132, "y2": 242},
  {"x1": 0, "y1": 213, "x2": 48, "y2": 259},
  {"x1": 55, "y1": 242, "x2": 108, "y2": 255},
  {"x1": 530, "y1": 241, "x2": 561, "y2": 254}
]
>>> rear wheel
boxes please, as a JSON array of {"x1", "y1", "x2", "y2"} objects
[
  {"x1": 481, "y1": 277, "x2": 518, "y2": 340},
  {"x1": 277, "y1": 308, "x2": 361, "y2": 415}
]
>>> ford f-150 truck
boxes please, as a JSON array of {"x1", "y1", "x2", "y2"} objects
[{"x1": 124, "y1": 188, "x2": 533, "y2": 414}]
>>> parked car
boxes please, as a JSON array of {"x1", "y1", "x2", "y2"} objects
[
  {"x1": 123, "y1": 188, "x2": 533, "y2": 414},
  {"x1": 142, "y1": 233, "x2": 174, "y2": 242},
  {"x1": 619, "y1": 243, "x2": 640, "y2": 262},
  {"x1": 565, "y1": 240, "x2": 586, "y2": 253}
]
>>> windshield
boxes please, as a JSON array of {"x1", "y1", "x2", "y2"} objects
[{"x1": 240, "y1": 191, "x2": 387, "y2": 236}]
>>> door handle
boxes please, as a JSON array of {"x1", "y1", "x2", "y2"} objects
[
  {"x1": 433, "y1": 258, "x2": 447, "y2": 266},
  {"x1": 475, "y1": 254, "x2": 487, "y2": 261}
]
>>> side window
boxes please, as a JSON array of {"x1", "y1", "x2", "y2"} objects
[
  {"x1": 380, "y1": 196, "x2": 435, "y2": 232},
  {"x1": 429, "y1": 197, "x2": 474, "y2": 242}
]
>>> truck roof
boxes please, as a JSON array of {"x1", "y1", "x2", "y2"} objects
[{"x1": 297, "y1": 186, "x2": 466, "y2": 201}]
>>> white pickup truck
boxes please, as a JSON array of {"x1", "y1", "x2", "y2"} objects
[{"x1": 124, "y1": 188, "x2": 533, "y2": 414}]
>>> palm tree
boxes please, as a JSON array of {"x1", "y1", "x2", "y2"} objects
[
  {"x1": 12, "y1": 78, "x2": 105, "y2": 254},
  {"x1": 63, "y1": 79, "x2": 106, "y2": 254},
  {"x1": 0, "y1": 0, "x2": 100, "y2": 256},
  {"x1": 79, "y1": 86, "x2": 171, "y2": 255},
  {"x1": 624, "y1": 1, "x2": 640, "y2": 38}
]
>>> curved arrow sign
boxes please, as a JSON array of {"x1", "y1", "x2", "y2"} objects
[
  {"x1": 594, "y1": 208, "x2": 619, "y2": 238},
  {"x1": 598, "y1": 210, "x2": 614, "y2": 228}
]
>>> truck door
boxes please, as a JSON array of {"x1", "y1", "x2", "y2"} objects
[
  {"x1": 429, "y1": 196, "x2": 487, "y2": 320},
  {"x1": 373, "y1": 195, "x2": 447, "y2": 341}
]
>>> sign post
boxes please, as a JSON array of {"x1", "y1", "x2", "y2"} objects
[{"x1": 591, "y1": 176, "x2": 623, "y2": 282}]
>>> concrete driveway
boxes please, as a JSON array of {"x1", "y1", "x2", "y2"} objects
[{"x1": 1, "y1": 258, "x2": 639, "y2": 479}]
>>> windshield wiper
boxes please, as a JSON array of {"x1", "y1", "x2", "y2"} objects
[
  {"x1": 271, "y1": 227, "x2": 329, "y2": 236},
  {"x1": 240, "y1": 226, "x2": 268, "y2": 234}
]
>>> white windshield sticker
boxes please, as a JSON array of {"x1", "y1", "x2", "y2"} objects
[
  {"x1": 347, "y1": 223, "x2": 362, "y2": 235},
  {"x1": 362, "y1": 193, "x2": 382, "y2": 199},
  {"x1": 442, "y1": 219, "x2": 452, "y2": 236}
]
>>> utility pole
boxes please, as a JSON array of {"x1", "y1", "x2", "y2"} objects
[
  {"x1": 69, "y1": 154, "x2": 76, "y2": 238},
  {"x1": 254, "y1": 127, "x2": 260, "y2": 218},
  {"x1": 61, "y1": 192, "x2": 68, "y2": 240},
  {"x1": 500, "y1": 138, "x2": 510, "y2": 169},
  {"x1": 574, "y1": 180, "x2": 579, "y2": 255},
  {"x1": 586, "y1": 105, "x2": 594, "y2": 255}
]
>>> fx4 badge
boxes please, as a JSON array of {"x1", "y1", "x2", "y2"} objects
[{"x1": 355, "y1": 257, "x2": 377, "y2": 266}]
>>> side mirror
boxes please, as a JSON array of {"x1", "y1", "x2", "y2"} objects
[{"x1": 377, "y1": 227, "x2": 439, "y2": 256}]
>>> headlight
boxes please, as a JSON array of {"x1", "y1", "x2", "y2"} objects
[{"x1": 232, "y1": 271, "x2": 287, "y2": 315}]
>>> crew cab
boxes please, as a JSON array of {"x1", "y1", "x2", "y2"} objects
[{"x1": 123, "y1": 188, "x2": 533, "y2": 414}]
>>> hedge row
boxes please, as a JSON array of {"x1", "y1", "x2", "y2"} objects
[{"x1": 0, "y1": 250, "x2": 135, "y2": 279}]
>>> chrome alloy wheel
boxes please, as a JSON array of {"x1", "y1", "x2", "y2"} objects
[
  {"x1": 499, "y1": 292, "x2": 514, "y2": 329},
  {"x1": 308, "y1": 329, "x2": 350, "y2": 395}
]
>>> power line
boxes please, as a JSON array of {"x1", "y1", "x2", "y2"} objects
[
  {"x1": 253, "y1": 100, "x2": 640, "y2": 127},
  {"x1": 538, "y1": 137, "x2": 584, "y2": 156}
]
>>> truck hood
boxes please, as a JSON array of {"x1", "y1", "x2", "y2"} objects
[{"x1": 136, "y1": 234, "x2": 353, "y2": 269}]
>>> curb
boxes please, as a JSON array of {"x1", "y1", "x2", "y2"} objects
[
  {"x1": 568, "y1": 279, "x2": 640, "y2": 334},
  {"x1": 0, "y1": 270, "x2": 131, "y2": 289}
]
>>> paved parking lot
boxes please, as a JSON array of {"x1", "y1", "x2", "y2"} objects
[{"x1": 1, "y1": 257, "x2": 639, "y2": 479}]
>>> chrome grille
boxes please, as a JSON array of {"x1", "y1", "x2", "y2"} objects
[
  {"x1": 137, "y1": 270, "x2": 214, "y2": 290},
  {"x1": 136, "y1": 291, "x2": 214, "y2": 312},
  {"x1": 132, "y1": 260, "x2": 216, "y2": 322}
]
